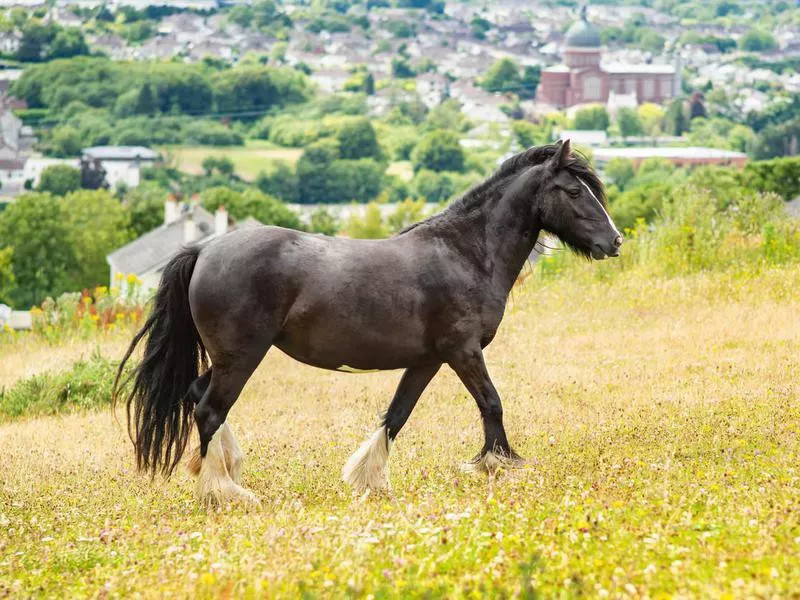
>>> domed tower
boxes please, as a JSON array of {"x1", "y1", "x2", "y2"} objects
[{"x1": 564, "y1": 6, "x2": 601, "y2": 69}]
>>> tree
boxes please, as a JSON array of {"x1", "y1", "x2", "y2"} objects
[
  {"x1": 0, "y1": 193, "x2": 76, "y2": 308},
  {"x1": 37, "y1": 165, "x2": 81, "y2": 196},
  {"x1": 337, "y1": 118, "x2": 383, "y2": 161},
  {"x1": 519, "y1": 66, "x2": 541, "y2": 99},
  {"x1": 344, "y1": 202, "x2": 388, "y2": 239},
  {"x1": 364, "y1": 73, "x2": 375, "y2": 96},
  {"x1": 689, "y1": 91, "x2": 707, "y2": 120},
  {"x1": 665, "y1": 98, "x2": 687, "y2": 136},
  {"x1": 47, "y1": 28, "x2": 89, "y2": 60},
  {"x1": 604, "y1": 158, "x2": 635, "y2": 190},
  {"x1": 80, "y1": 157, "x2": 108, "y2": 190},
  {"x1": 126, "y1": 183, "x2": 166, "y2": 236},
  {"x1": 739, "y1": 29, "x2": 777, "y2": 52},
  {"x1": 616, "y1": 108, "x2": 644, "y2": 138},
  {"x1": 309, "y1": 207, "x2": 339, "y2": 235},
  {"x1": 0, "y1": 247, "x2": 15, "y2": 306},
  {"x1": 412, "y1": 169, "x2": 458, "y2": 203},
  {"x1": 49, "y1": 126, "x2": 82, "y2": 157},
  {"x1": 391, "y1": 58, "x2": 415, "y2": 78},
  {"x1": 422, "y1": 99, "x2": 470, "y2": 133},
  {"x1": 411, "y1": 130, "x2": 465, "y2": 173},
  {"x1": 573, "y1": 106, "x2": 610, "y2": 131},
  {"x1": 752, "y1": 119, "x2": 800, "y2": 159},
  {"x1": 637, "y1": 103, "x2": 665, "y2": 137},
  {"x1": 62, "y1": 190, "x2": 134, "y2": 291},
  {"x1": 255, "y1": 161, "x2": 298, "y2": 203},
  {"x1": 479, "y1": 58, "x2": 521, "y2": 94},
  {"x1": 135, "y1": 84, "x2": 157, "y2": 116}
]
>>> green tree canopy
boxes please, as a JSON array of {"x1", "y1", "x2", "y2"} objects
[
  {"x1": 616, "y1": 108, "x2": 644, "y2": 138},
  {"x1": 411, "y1": 130, "x2": 465, "y2": 173},
  {"x1": 573, "y1": 106, "x2": 610, "y2": 131},
  {"x1": 337, "y1": 118, "x2": 383, "y2": 161},
  {"x1": 0, "y1": 193, "x2": 76, "y2": 308},
  {"x1": 37, "y1": 164, "x2": 81, "y2": 196},
  {"x1": 62, "y1": 189, "x2": 134, "y2": 291},
  {"x1": 479, "y1": 58, "x2": 521, "y2": 94}
]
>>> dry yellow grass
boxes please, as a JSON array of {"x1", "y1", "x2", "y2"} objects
[{"x1": 1, "y1": 266, "x2": 799, "y2": 597}]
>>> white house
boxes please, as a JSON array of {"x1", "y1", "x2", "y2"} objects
[
  {"x1": 416, "y1": 73, "x2": 449, "y2": 109},
  {"x1": 0, "y1": 31, "x2": 22, "y2": 55},
  {"x1": 82, "y1": 146, "x2": 160, "y2": 189},
  {"x1": 0, "y1": 157, "x2": 26, "y2": 198},
  {"x1": 310, "y1": 69, "x2": 351, "y2": 94}
]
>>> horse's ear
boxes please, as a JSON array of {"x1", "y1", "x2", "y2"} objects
[{"x1": 551, "y1": 138, "x2": 571, "y2": 170}]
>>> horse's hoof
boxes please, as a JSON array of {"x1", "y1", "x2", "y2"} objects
[
  {"x1": 461, "y1": 450, "x2": 526, "y2": 475},
  {"x1": 199, "y1": 482, "x2": 261, "y2": 511}
]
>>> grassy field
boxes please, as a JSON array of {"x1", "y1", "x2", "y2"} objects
[
  {"x1": 161, "y1": 141, "x2": 303, "y2": 181},
  {"x1": 1, "y1": 265, "x2": 799, "y2": 597}
]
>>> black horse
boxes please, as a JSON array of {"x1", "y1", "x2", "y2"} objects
[{"x1": 113, "y1": 140, "x2": 622, "y2": 507}]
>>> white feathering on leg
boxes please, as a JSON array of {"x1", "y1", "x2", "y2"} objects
[{"x1": 342, "y1": 427, "x2": 392, "y2": 495}]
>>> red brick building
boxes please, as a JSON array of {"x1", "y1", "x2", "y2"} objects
[{"x1": 537, "y1": 7, "x2": 679, "y2": 109}]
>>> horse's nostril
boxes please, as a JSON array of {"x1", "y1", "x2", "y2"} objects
[{"x1": 613, "y1": 236, "x2": 623, "y2": 247}]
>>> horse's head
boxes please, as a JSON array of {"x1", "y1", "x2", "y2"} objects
[{"x1": 534, "y1": 140, "x2": 623, "y2": 260}]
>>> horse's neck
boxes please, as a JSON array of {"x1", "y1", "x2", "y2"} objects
[{"x1": 443, "y1": 190, "x2": 539, "y2": 294}]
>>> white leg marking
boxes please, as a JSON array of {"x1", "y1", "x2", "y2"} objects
[
  {"x1": 578, "y1": 177, "x2": 621, "y2": 236},
  {"x1": 220, "y1": 423, "x2": 244, "y2": 485},
  {"x1": 196, "y1": 425, "x2": 260, "y2": 509},
  {"x1": 342, "y1": 427, "x2": 392, "y2": 495},
  {"x1": 461, "y1": 450, "x2": 525, "y2": 475}
]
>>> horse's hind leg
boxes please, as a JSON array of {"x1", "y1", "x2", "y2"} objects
[
  {"x1": 194, "y1": 360, "x2": 264, "y2": 508},
  {"x1": 185, "y1": 370, "x2": 244, "y2": 484},
  {"x1": 343, "y1": 363, "x2": 440, "y2": 495}
]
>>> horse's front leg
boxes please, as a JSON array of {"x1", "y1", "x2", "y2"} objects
[
  {"x1": 449, "y1": 348, "x2": 524, "y2": 474},
  {"x1": 343, "y1": 363, "x2": 441, "y2": 495}
]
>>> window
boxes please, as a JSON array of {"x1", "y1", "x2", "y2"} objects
[
  {"x1": 583, "y1": 75, "x2": 601, "y2": 100},
  {"x1": 643, "y1": 78, "x2": 655, "y2": 98},
  {"x1": 660, "y1": 78, "x2": 672, "y2": 96}
]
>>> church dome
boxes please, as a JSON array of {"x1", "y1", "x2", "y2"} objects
[{"x1": 565, "y1": 7, "x2": 601, "y2": 48}]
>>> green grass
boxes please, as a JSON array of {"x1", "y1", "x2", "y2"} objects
[
  {"x1": 0, "y1": 266, "x2": 799, "y2": 597},
  {"x1": 0, "y1": 352, "x2": 123, "y2": 421}
]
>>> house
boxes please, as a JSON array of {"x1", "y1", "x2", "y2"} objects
[
  {"x1": 310, "y1": 69, "x2": 351, "y2": 94},
  {"x1": 416, "y1": 73, "x2": 449, "y2": 109},
  {"x1": 81, "y1": 146, "x2": 160, "y2": 189},
  {"x1": 0, "y1": 31, "x2": 22, "y2": 55},
  {"x1": 0, "y1": 157, "x2": 26, "y2": 198},
  {"x1": 106, "y1": 200, "x2": 262, "y2": 293},
  {"x1": 0, "y1": 102, "x2": 23, "y2": 161}
]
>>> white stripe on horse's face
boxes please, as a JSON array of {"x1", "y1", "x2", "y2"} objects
[{"x1": 578, "y1": 177, "x2": 621, "y2": 237}]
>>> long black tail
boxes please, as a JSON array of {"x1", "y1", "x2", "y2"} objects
[{"x1": 112, "y1": 246, "x2": 207, "y2": 478}]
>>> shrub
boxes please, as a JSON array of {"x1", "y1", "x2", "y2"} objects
[{"x1": 0, "y1": 352, "x2": 129, "y2": 420}]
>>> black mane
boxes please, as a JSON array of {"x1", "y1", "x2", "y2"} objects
[{"x1": 400, "y1": 143, "x2": 606, "y2": 234}]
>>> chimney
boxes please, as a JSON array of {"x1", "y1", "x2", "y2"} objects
[
  {"x1": 215, "y1": 205, "x2": 228, "y2": 236},
  {"x1": 183, "y1": 214, "x2": 197, "y2": 243},
  {"x1": 164, "y1": 197, "x2": 179, "y2": 225}
]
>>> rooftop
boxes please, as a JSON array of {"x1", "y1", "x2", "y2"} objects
[
  {"x1": 565, "y1": 6, "x2": 601, "y2": 49},
  {"x1": 83, "y1": 146, "x2": 160, "y2": 161}
]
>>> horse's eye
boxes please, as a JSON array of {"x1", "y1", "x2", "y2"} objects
[{"x1": 567, "y1": 188, "x2": 581, "y2": 198}]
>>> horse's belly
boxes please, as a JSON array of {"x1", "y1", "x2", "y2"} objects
[{"x1": 274, "y1": 314, "x2": 430, "y2": 372}]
